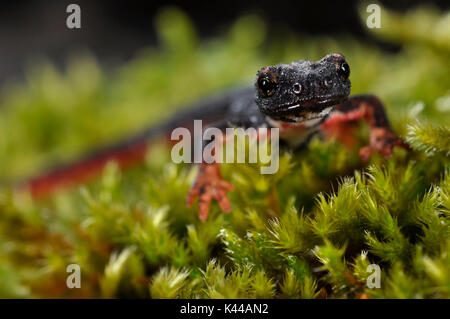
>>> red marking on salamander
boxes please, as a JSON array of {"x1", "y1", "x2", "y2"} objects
[{"x1": 26, "y1": 141, "x2": 149, "y2": 198}]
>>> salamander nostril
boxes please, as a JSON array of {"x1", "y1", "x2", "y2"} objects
[
  {"x1": 324, "y1": 77, "x2": 333, "y2": 88},
  {"x1": 293, "y1": 83, "x2": 302, "y2": 94}
]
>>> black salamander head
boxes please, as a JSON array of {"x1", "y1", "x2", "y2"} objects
[{"x1": 255, "y1": 53, "x2": 351, "y2": 123}]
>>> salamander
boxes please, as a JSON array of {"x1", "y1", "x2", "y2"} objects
[{"x1": 24, "y1": 53, "x2": 408, "y2": 221}]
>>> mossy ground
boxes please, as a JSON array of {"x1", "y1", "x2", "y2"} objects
[{"x1": 0, "y1": 5, "x2": 449, "y2": 298}]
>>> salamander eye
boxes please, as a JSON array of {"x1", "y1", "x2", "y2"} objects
[
  {"x1": 257, "y1": 77, "x2": 277, "y2": 97},
  {"x1": 338, "y1": 62, "x2": 350, "y2": 80}
]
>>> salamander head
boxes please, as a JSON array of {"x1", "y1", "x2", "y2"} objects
[{"x1": 255, "y1": 53, "x2": 351, "y2": 123}]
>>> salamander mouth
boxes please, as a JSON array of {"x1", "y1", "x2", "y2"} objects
[
  {"x1": 267, "y1": 95, "x2": 347, "y2": 123},
  {"x1": 280, "y1": 106, "x2": 334, "y2": 123}
]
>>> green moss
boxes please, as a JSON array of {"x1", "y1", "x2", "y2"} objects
[{"x1": 0, "y1": 5, "x2": 449, "y2": 298}]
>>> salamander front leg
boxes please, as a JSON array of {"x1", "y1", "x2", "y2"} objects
[
  {"x1": 186, "y1": 162, "x2": 234, "y2": 221},
  {"x1": 322, "y1": 94, "x2": 409, "y2": 162}
]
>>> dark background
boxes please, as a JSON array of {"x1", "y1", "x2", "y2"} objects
[{"x1": 0, "y1": 0, "x2": 448, "y2": 85}]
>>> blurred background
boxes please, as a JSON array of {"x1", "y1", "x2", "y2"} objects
[{"x1": 1, "y1": 0, "x2": 449, "y2": 85}]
